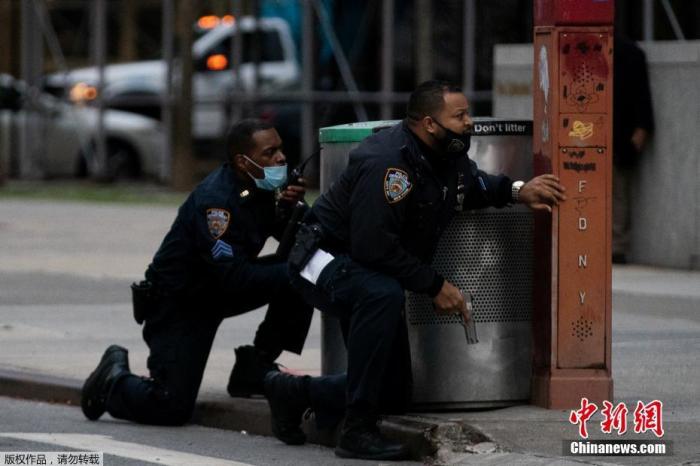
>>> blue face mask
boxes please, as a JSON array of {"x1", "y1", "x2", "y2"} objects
[{"x1": 243, "y1": 155, "x2": 288, "y2": 191}]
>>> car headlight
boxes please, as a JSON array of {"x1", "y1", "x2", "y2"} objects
[{"x1": 69, "y1": 82, "x2": 98, "y2": 103}]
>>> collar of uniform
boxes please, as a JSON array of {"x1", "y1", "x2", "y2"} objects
[
  {"x1": 224, "y1": 162, "x2": 256, "y2": 204},
  {"x1": 400, "y1": 120, "x2": 453, "y2": 173}
]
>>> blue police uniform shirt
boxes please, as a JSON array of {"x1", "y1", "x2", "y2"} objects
[
  {"x1": 145, "y1": 163, "x2": 290, "y2": 294},
  {"x1": 308, "y1": 121, "x2": 513, "y2": 297}
]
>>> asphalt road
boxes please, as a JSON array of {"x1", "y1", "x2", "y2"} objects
[{"x1": 1, "y1": 397, "x2": 424, "y2": 466}]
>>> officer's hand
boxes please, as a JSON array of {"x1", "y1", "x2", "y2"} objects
[
  {"x1": 433, "y1": 280, "x2": 466, "y2": 316},
  {"x1": 518, "y1": 174, "x2": 566, "y2": 213},
  {"x1": 279, "y1": 177, "x2": 306, "y2": 204}
]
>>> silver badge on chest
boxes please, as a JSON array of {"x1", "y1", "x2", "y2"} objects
[{"x1": 455, "y1": 172, "x2": 465, "y2": 211}]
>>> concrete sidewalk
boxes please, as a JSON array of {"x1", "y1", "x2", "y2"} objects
[{"x1": 1, "y1": 199, "x2": 699, "y2": 464}]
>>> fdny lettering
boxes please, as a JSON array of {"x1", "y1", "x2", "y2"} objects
[
  {"x1": 384, "y1": 168, "x2": 412, "y2": 204},
  {"x1": 206, "y1": 208, "x2": 231, "y2": 239},
  {"x1": 579, "y1": 255, "x2": 588, "y2": 268}
]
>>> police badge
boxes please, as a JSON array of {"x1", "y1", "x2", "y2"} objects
[
  {"x1": 455, "y1": 172, "x2": 465, "y2": 211},
  {"x1": 206, "y1": 208, "x2": 230, "y2": 239},
  {"x1": 384, "y1": 168, "x2": 412, "y2": 204}
]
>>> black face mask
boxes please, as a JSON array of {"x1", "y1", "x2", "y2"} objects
[{"x1": 431, "y1": 119, "x2": 471, "y2": 158}]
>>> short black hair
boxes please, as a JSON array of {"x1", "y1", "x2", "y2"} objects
[
  {"x1": 226, "y1": 118, "x2": 274, "y2": 159},
  {"x1": 406, "y1": 80, "x2": 462, "y2": 121}
]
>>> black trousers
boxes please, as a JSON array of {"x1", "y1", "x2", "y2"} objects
[
  {"x1": 290, "y1": 254, "x2": 412, "y2": 425},
  {"x1": 106, "y1": 262, "x2": 313, "y2": 425}
]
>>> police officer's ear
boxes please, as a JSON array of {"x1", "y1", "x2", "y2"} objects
[
  {"x1": 423, "y1": 116, "x2": 438, "y2": 136},
  {"x1": 233, "y1": 153, "x2": 248, "y2": 174}
]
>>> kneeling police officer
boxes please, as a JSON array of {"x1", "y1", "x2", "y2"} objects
[
  {"x1": 81, "y1": 119, "x2": 313, "y2": 426},
  {"x1": 262, "y1": 81, "x2": 567, "y2": 460}
]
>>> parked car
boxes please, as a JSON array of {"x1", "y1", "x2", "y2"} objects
[
  {"x1": 0, "y1": 74, "x2": 163, "y2": 180},
  {"x1": 43, "y1": 16, "x2": 300, "y2": 142}
]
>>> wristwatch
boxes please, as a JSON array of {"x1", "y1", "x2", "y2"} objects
[{"x1": 511, "y1": 180, "x2": 525, "y2": 203}]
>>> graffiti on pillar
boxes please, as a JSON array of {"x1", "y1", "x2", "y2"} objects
[{"x1": 560, "y1": 33, "x2": 610, "y2": 113}]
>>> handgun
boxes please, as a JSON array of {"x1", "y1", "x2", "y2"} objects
[{"x1": 460, "y1": 290, "x2": 478, "y2": 344}]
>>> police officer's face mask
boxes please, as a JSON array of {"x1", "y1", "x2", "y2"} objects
[
  {"x1": 431, "y1": 119, "x2": 471, "y2": 158},
  {"x1": 242, "y1": 155, "x2": 288, "y2": 191}
]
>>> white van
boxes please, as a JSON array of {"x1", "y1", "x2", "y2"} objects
[{"x1": 44, "y1": 17, "x2": 300, "y2": 141}]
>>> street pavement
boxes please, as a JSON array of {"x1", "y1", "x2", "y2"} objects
[
  {"x1": 2, "y1": 397, "x2": 419, "y2": 466},
  {"x1": 1, "y1": 198, "x2": 699, "y2": 465}
]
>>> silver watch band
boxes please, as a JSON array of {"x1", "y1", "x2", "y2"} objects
[{"x1": 511, "y1": 180, "x2": 525, "y2": 203}]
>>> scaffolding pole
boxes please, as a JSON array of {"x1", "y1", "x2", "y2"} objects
[
  {"x1": 462, "y1": 0, "x2": 476, "y2": 100},
  {"x1": 660, "y1": 0, "x2": 685, "y2": 41},
  {"x1": 19, "y1": 0, "x2": 43, "y2": 178},
  {"x1": 229, "y1": 0, "x2": 243, "y2": 125},
  {"x1": 301, "y1": 0, "x2": 314, "y2": 165},
  {"x1": 171, "y1": 0, "x2": 194, "y2": 190},
  {"x1": 91, "y1": 0, "x2": 108, "y2": 179},
  {"x1": 312, "y1": 0, "x2": 368, "y2": 122},
  {"x1": 415, "y1": 0, "x2": 433, "y2": 83},
  {"x1": 380, "y1": 0, "x2": 394, "y2": 120},
  {"x1": 161, "y1": 0, "x2": 174, "y2": 181},
  {"x1": 643, "y1": 0, "x2": 654, "y2": 41}
]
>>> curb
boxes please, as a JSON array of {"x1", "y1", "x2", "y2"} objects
[
  {"x1": 0, "y1": 369, "x2": 81, "y2": 406},
  {"x1": 0, "y1": 368, "x2": 490, "y2": 462}
]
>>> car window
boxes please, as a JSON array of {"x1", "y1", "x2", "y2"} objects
[{"x1": 210, "y1": 30, "x2": 284, "y2": 65}]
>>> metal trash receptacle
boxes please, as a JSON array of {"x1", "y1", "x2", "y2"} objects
[{"x1": 319, "y1": 118, "x2": 534, "y2": 409}]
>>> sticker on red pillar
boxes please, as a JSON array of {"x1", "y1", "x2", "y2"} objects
[{"x1": 568, "y1": 120, "x2": 594, "y2": 140}]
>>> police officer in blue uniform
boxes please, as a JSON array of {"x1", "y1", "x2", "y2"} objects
[
  {"x1": 81, "y1": 119, "x2": 313, "y2": 426},
  {"x1": 263, "y1": 81, "x2": 566, "y2": 460}
]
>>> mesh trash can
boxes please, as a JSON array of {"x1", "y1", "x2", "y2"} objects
[{"x1": 319, "y1": 118, "x2": 534, "y2": 408}]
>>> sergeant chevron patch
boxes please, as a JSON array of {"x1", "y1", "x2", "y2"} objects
[
  {"x1": 211, "y1": 239, "x2": 234, "y2": 260},
  {"x1": 384, "y1": 168, "x2": 412, "y2": 204},
  {"x1": 207, "y1": 208, "x2": 230, "y2": 239}
]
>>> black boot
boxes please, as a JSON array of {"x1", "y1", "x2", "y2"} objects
[
  {"x1": 227, "y1": 345, "x2": 280, "y2": 397},
  {"x1": 335, "y1": 413, "x2": 409, "y2": 460},
  {"x1": 81, "y1": 345, "x2": 130, "y2": 421},
  {"x1": 263, "y1": 371, "x2": 311, "y2": 445}
]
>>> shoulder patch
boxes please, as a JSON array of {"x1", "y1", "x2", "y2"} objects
[
  {"x1": 206, "y1": 208, "x2": 231, "y2": 239},
  {"x1": 384, "y1": 168, "x2": 412, "y2": 204}
]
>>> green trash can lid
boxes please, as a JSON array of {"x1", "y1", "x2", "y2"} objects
[{"x1": 319, "y1": 120, "x2": 401, "y2": 143}]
